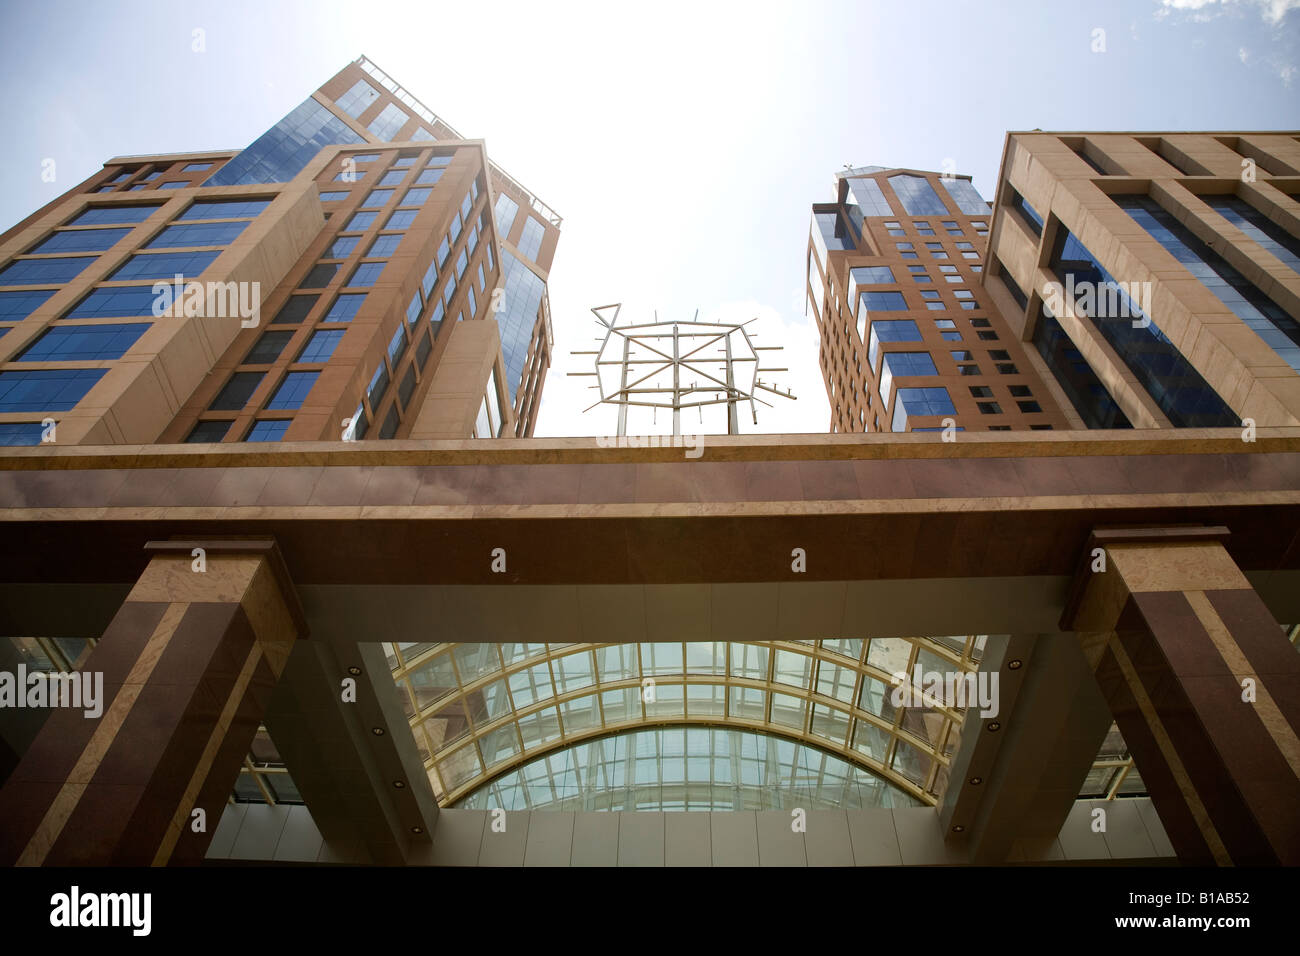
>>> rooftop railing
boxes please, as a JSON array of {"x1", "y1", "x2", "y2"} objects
[{"x1": 356, "y1": 55, "x2": 563, "y2": 229}]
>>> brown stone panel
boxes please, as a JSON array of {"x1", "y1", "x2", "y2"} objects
[
  {"x1": 1204, "y1": 588, "x2": 1300, "y2": 738},
  {"x1": 1095, "y1": 640, "x2": 1218, "y2": 865}
]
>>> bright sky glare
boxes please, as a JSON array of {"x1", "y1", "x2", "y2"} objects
[{"x1": 1, "y1": 0, "x2": 1297, "y2": 436}]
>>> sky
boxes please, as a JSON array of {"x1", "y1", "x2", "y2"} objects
[{"x1": 1, "y1": 0, "x2": 1297, "y2": 437}]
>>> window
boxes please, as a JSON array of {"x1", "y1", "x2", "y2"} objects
[
  {"x1": 1008, "y1": 188, "x2": 1043, "y2": 238},
  {"x1": 405, "y1": 291, "x2": 422, "y2": 326},
  {"x1": 322, "y1": 293, "x2": 366, "y2": 323},
  {"x1": 518, "y1": 218, "x2": 545, "y2": 262},
  {"x1": 361, "y1": 189, "x2": 394, "y2": 208},
  {"x1": 913, "y1": 221, "x2": 935, "y2": 235},
  {"x1": 326, "y1": 236, "x2": 359, "y2": 259},
  {"x1": 344, "y1": 211, "x2": 377, "y2": 231},
  {"x1": 969, "y1": 386, "x2": 993, "y2": 398},
  {"x1": 318, "y1": 191, "x2": 349, "y2": 202},
  {"x1": 66, "y1": 205, "x2": 161, "y2": 226},
  {"x1": 940, "y1": 178, "x2": 991, "y2": 215},
  {"x1": 884, "y1": 221, "x2": 904, "y2": 237},
  {"x1": 266, "y1": 371, "x2": 319, "y2": 410},
  {"x1": 398, "y1": 365, "x2": 417, "y2": 409},
  {"x1": 848, "y1": 266, "x2": 896, "y2": 300},
  {"x1": 989, "y1": 350, "x2": 1010, "y2": 360},
  {"x1": 298, "y1": 329, "x2": 344, "y2": 364},
  {"x1": 182, "y1": 162, "x2": 212, "y2": 172},
  {"x1": 157, "y1": 182, "x2": 187, "y2": 189},
  {"x1": 18, "y1": 323, "x2": 150, "y2": 361},
  {"x1": 866, "y1": 318, "x2": 922, "y2": 367},
  {"x1": 415, "y1": 168, "x2": 444, "y2": 186},
  {"x1": 210, "y1": 371, "x2": 264, "y2": 410},
  {"x1": 1017, "y1": 400, "x2": 1042, "y2": 413},
  {"x1": 977, "y1": 331, "x2": 999, "y2": 341},
  {"x1": 426, "y1": 154, "x2": 453, "y2": 168},
  {"x1": 387, "y1": 324, "x2": 408, "y2": 365},
  {"x1": 186, "y1": 420, "x2": 230, "y2": 443},
  {"x1": 455, "y1": 249, "x2": 469, "y2": 280},
  {"x1": 379, "y1": 404, "x2": 400, "y2": 439},
  {"x1": 272, "y1": 295, "x2": 319, "y2": 324},
  {"x1": 368, "y1": 234, "x2": 402, "y2": 258},
  {"x1": 942, "y1": 221, "x2": 962, "y2": 235},
  {"x1": 860, "y1": 291, "x2": 907, "y2": 311},
  {"x1": 0, "y1": 289, "x2": 55, "y2": 320},
  {"x1": 411, "y1": 128, "x2": 435, "y2": 142},
  {"x1": 891, "y1": 386, "x2": 955, "y2": 431},
  {"x1": 494, "y1": 193, "x2": 520, "y2": 234},
  {"x1": 245, "y1": 420, "x2": 291, "y2": 442},
  {"x1": 109, "y1": 250, "x2": 219, "y2": 281},
  {"x1": 880, "y1": 351, "x2": 938, "y2": 401},
  {"x1": 244, "y1": 330, "x2": 293, "y2": 364},
  {"x1": 0, "y1": 256, "x2": 96, "y2": 286},
  {"x1": 367, "y1": 103, "x2": 410, "y2": 140},
  {"x1": 346, "y1": 404, "x2": 368, "y2": 440},
  {"x1": 65, "y1": 286, "x2": 159, "y2": 318},
  {"x1": 393, "y1": 156, "x2": 417, "y2": 168},
  {"x1": 207, "y1": 98, "x2": 364, "y2": 188},
  {"x1": 301, "y1": 263, "x2": 339, "y2": 288},
  {"x1": 0, "y1": 369, "x2": 107, "y2": 412},
  {"x1": 401, "y1": 187, "x2": 432, "y2": 207},
  {"x1": 177, "y1": 199, "x2": 270, "y2": 221},
  {"x1": 367, "y1": 364, "x2": 389, "y2": 409},
  {"x1": 386, "y1": 210, "x2": 417, "y2": 230},
  {"x1": 1031, "y1": 307, "x2": 1131, "y2": 428},
  {"x1": 970, "y1": 317, "x2": 991, "y2": 327},
  {"x1": 146, "y1": 222, "x2": 248, "y2": 248},
  {"x1": 845, "y1": 178, "x2": 894, "y2": 217},
  {"x1": 348, "y1": 263, "x2": 385, "y2": 287},
  {"x1": 889, "y1": 175, "x2": 948, "y2": 216},
  {"x1": 336, "y1": 79, "x2": 380, "y2": 119},
  {"x1": 955, "y1": 291, "x2": 975, "y2": 301},
  {"x1": 813, "y1": 211, "x2": 856, "y2": 257},
  {"x1": 27, "y1": 228, "x2": 130, "y2": 254},
  {"x1": 378, "y1": 170, "x2": 406, "y2": 187},
  {"x1": 996, "y1": 362, "x2": 1018, "y2": 374}
]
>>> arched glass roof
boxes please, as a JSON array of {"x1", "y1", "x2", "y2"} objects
[
  {"x1": 384, "y1": 639, "x2": 988, "y2": 807},
  {"x1": 453, "y1": 726, "x2": 923, "y2": 812}
]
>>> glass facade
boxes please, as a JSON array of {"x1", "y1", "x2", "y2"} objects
[
  {"x1": 891, "y1": 386, "x2": 955, "y2": 431},
  {"x1": 1049, "y1": 225, "x2": 1238, "y2": 426},
  {"x1": 205, "y1": 99, "x2": 364, "y2": 187},
  {"x1": 888, "y1": 175, "x2": 947, "y2": 215},
  {"x1": 1032, "y1": 308, "x2": 1132, "y2": 429},
  {"x1": 939, "y1": 178, "x2": 990, "y2": 215},
  {"x1": 845, "y1": 176, "x2": 894, "y2": 217},
  {"x1": 1118, "y1": 194, "x2": 1300, "y2": 371},
  {"x1": 456, "y1": 727, "x2": 922, "y2": 812},
  {"x1": 496, "y1": 249, "x2": 546, "y2": 407},
  {"x1": 1204, "y1": 195, "x2": 1300, "y2": 275}
]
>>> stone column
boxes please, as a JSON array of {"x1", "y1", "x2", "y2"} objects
[
  {"x1": 0, "y1": 539, "x2": 305, "y2": 866},
  {"x1": 1062, "y1": 526, "x2": 1300, "y2": 865}
]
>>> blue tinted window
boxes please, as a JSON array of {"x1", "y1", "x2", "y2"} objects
[
  {"x1": 879, "y1": 351, "x2": 938, "y2": 403},
  {"x1": 210, "y1": 371, "x2": 264, "y2": 410},
  {"x1": 402, "y1": 187, "x2": 432, "y2": 207},
  {"x1": 861, "y1": 291, "x2": 907, "y2": 311},
  {"x1": 845, "y1": 177, "x2": 893, "y2": 216},
  {"x1": 427, "y1": 154, "x2": 453, "y2": 168},
  {"x1": 518, "y1": 217, "x2": 544, "y2": 262},
  {"x1": 66, "y1": 286, "x2": 159, "y2": 318},
  {"x1": 322, "y1": 293, "x2": 366, "y2": 323},
  {"x1": 1120, "y1": 194, "x2": 1300, "y2": 371},
  {"x1": 367, "y1": 103, "x2": 410, "y2": 140},
  {"x1": 411, "y1": 128, "x2": 435, "y2": 142},
  {"x1": 0, "y1": 368, "x2": 107, "y2": 411},
  {"x1": 109, "y1": 250, "x2": 219, "y2": 281},
  {"x1": 348, "y1": 263, "x2": 385, "y2": 287},
  {"x1": 157, "y1": 182, "x2": 187, "y2": 189},
  {"x1": 812, "y1": 211, "x2": 855, "y2": 259},
  {"x1": 1204, "y1": 196, "x2": 1300, "y2": 274},
  {"x1": 378, "y1": 171, "x2": 405, "y2": 187},
  {"x1": 266, "y1": 371, "x2": 318, "y2": 409},
  {"x1": 0, "y1": 422, "x2": 46, "y2": 445},
  {"x1": 186, "y1": 420, "x2": 231, "y2": 443},
  {"x1": 206, "y1": 99, "x2": 365, "y2": 187},
  {"x1": 1033, "y1": 307, "x2": 1131, "y2": 429},
  {"x1": 177, "y1": 199, "x2": 270, "y2": 221},
  {"x1": 889, "y1": 175, "x2": 948, "y2": 216},
  {"x1": 495, "y1": 249, "x2": 547, "y2": 404},
  {"x1": 0, "y1": 289, "x2": 56, "y2": 319},
  {"x1": 387, "y1": 324, "x2": 408, "y2": 365},
  {"x1": 406, "y1": 291, "x2": 422, "y2": 326},
  {"x1": 67, "y1": 205, "x2": 162, "y2": 226},
  {"x1": 939, "y1": 178, "x2": 990, "y2": 215},
  {"x1": 19, "y1": 323, "x2": 150, "y2": 361},
  {"x1": 318, "y1": 191, "x2": 349, "y2": 202},
  {"x1": 345, "y1": 211, "x2": 377, "y2": 231},
  {"x1": 28, "y1": 228, "x2": 130, "y2": 254},
  {"x1": 246, "y1": 419, "x2": 291, "y2": 442},
  {"x1": 182, "y1": 162, "x2": 212, "y2": 172},
  {"x1": 850, "y1": 266, "x2": 895, "y2": 286},
  {"x1": 415, "y1": 168, "x2": 444, "y2": 186},
  {"x1": 298, "y1": 329, "x2": 344, "y2": 363},
  {"x1": 336, "y1": 80, "x2": 380, "y2": 118},
  {"x1": 146, "y1": 222, "x2": 248, "y2": 248},
  {"x1": 892, "y1": 386, "x2": 954, "y2": 431},
  {"x1": 386, "y1": 210, "x2": 416, "y2": 229},
  {"x1": 437, "y1": 237, "x2": 451, "y2": 269},
  {"x1": 367, "y1": 363, "x2": 389, "y2": 408},
  {"x1": 495, "y1": 193, "x2": 519, "y2": 234},
  {"x1": 301, "y1": 263, "x2": 339, "y2": 288},
  {"x1": 0, "y1": 257, "x2": 96, "y2": 286},
  {"x1": 422, "y1": 259, "x2": 439, "y2": 299},
  {"x1": 1049, "y1": 224, "x2": 1236, "y2": 426},
  {"x1": 326, "y1": 237, "x2": 359, "y2": 259},
  {"x1": 367, "y1": 234, "x2": 402, "y2": 258},
  {"x1": 1009, "y1": 189, "x2": 1043, "y2": 237},
  {"x1": 867, "y1": 319, "x2": 922, "y2": 367},
  {"x1": 361, "y1": 189, "x2": 393, "y2": 208},
  {"x1": 243, "y1": 330, "x2": 292, "y2": 365}
]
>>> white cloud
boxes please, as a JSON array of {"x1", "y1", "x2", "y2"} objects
[
  {"x1": 1156, "y1": 0, "x2": 1300, "y2": 25},
  {"x1": 1240, "y1": 46, "x2": 1252, "y2": 62}
]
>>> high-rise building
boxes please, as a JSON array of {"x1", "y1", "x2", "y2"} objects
[
  {"x1": 0, "y1": 56, "x2": 560, "y2": 446},
  {"x1": 811, "y1": 133, "x2": 1300, "y2": 434}
]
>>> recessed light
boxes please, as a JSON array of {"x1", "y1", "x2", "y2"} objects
[
  {"x1": 987, "y1": 721, "x2": 1001, "y2": 732},
  {"x1": 393, "y1": 780, "x2": 406, "y2": 789},
  {"x1": 372, "y1": 727, "x2": 385, "y2": 736},
  {"x1": 969, "y1": 777, "x2": 983, "y2": 786},
  {"x1": 411, "y1": 826, "x2": 424, "y2": 834},
  {"x1": 348, "y1": 666, "x2": 362, "y2": 676},
  {"x1": 1008, "y1": 659, "x2": 1022, "y2": 670}
]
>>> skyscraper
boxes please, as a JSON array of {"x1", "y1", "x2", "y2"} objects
[{"x1": 0, "y1": 57, "x2": 560, "y2": 446}]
